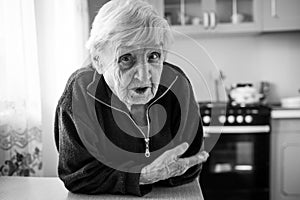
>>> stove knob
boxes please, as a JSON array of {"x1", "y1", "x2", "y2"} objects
[
  {"x1": 245, "y1": 115, "x2": 253, "y2": 123},
  {"x1": 236, "y1": 115, "x2": 243, "y2": 123},
  {"x1": 218, "y1": 115, "x2": 226, "y2": 124},
  {"x1": 227, "y1": 115, "x2": 235, "y2": 123},
  {"x1": 203, "y1": 116, "x2": 211, "y2": 124}
]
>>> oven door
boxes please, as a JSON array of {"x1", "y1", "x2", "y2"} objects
[{"x1": 200, "y1": 126, "x2": 270, "y2": 200}]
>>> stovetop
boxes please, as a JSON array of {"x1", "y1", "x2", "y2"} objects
[{"x1": 198, "y1": 102, "x2": 271, "y2": 126}]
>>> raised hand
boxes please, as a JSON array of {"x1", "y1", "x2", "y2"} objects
[{"x1": 139, "y1": 142, "x2": 209, "y2": 185}]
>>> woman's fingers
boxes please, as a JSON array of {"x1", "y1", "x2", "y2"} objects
[
  {"x1": 168, "y1": 142, "x2": 189, "y2": 158},
  {"x1": 168, "y1": 159, "x2": 189, "y2": 177},
  {"x1": 153, "y1": 142, "x2": 189, "y2": 166},
  {"x1": 181, "y1": 151, "x2": 209, "y2": 169},
  {"x1": 167, "y1": 151, "x2": 209, "y2": 178},
  {"x1": 142, "y1": 142, "x2": 203, "y2": 183}
]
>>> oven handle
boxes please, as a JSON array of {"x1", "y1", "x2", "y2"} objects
[{"x1": 203, "y1": 125, "x2": 270, "y2": 135}]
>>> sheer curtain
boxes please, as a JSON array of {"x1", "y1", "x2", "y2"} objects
[
  {"x1": 0, "y1": 0, "x2": 89, "y2": 176},
  {"x1": 35, "y1": 0, "x2": 89, "y2": 176},
  {"x1": 0, "y1": 0, "x2": 42, "y2": 176}
]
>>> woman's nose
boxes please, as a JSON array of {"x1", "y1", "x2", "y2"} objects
[{"x1": 134, "y1": 64, "x2": 151, "y2": 82}]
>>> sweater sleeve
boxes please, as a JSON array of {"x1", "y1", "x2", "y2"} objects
[{"x1": 54, "y1": 99, "x2": 152, "y2": 196}]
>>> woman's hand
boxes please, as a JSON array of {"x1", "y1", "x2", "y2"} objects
[{"x1": 139, "y1": 142, "x2": 209, "y2": 185}]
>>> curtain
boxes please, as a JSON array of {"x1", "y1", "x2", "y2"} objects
[
  {"x1": 35, "y1": 0, "x2": 89, "y2": 176},
  {"x1": 0, "y1": 0, "x2": 42, "y2": 176},
  {"x1": 0, "y1": 0, "x2": 89, "y2": 176}
]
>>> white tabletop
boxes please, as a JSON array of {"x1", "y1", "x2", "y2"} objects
[{"x1": 0, "y1": 177, "x2": 204, "y2": 200}]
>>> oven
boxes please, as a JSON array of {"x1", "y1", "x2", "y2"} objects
[{"x1": 199, "y1": 102, "x2": 271, "y2": 200}]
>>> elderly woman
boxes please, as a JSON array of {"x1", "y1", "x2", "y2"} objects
[{"x1": 54, "y1": 0, "x2": 208, "y2": 196}]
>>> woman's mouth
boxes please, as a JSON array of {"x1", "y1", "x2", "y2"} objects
[{"x1": 134, "y1": 87, "x2": 149, "y2": 94}]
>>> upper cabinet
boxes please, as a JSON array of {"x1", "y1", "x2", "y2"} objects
[
  {"x1": 147, "y1": 0, "x2": 300, "y2": 34},
  {"x1": 263, "y1": 0, "x2": 300, "y2": 31},
  {"x1": 147, "y1": 0, "x2": 262, "y2": 34},
  {"x1": 88, "y1": 0, "x2": 300, "y2": 34},
  {"x1": 209, "y1": 0, "x2": 262, "y2": 33}
]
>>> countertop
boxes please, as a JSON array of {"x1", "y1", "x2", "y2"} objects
[
  {"x1": 0, "y1": 177, "x2": 203, "y2": 200},
  {"x1": 271, "y1": 106, "x2": 300, "y2": 119}
]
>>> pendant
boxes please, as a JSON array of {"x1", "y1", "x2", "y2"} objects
[
  {"x1": 145, "y1": 149, "x2": 150, "y2": 157},
  {"x1": 145, "y1": 138, "x2": 150, "y2": 157}
]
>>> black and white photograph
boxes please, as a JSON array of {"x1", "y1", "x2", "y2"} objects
[{"x1": 0, "y1": 0, "x2": 300, "y2": 200}]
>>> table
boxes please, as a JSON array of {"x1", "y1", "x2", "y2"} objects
[{"x1": 0, "y1": 177, "x2": 204, "y2": 200}]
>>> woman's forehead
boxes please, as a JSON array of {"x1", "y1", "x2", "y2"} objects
[{"x1": 116, "y1": 44, "x2": 162, "y2": 56}]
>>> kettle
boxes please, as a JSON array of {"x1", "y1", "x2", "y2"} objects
[{"x1": 228, "y1": 83, "x2": 263, "y2": 106}]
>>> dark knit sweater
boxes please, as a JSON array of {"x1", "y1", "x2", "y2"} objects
[{"x1": 54, "y1": 62, "x2": 204, "y2": 196}]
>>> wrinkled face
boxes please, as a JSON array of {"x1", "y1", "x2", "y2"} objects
[{"x1": 101, "y1": 44, "x2": 164, "y2": 107}]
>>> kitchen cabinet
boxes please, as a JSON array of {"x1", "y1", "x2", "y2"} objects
[
  {"x1": 147, "y1": 0, "x2": 262, "y2": 34},
  {"x1": 271, "y1": 118, "x2": 300, "y2": 200},
  {"x1": 263, "y1": 0, "x2": 300, "y2": 31}
]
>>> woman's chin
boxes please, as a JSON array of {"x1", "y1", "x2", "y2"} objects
[{"x1": 130, "y1": 96, "x2": 152, "y2": 105}]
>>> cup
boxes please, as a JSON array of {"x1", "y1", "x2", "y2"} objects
[{"x1": 231, "y1": 13, "x2": 244, "y2": 24}]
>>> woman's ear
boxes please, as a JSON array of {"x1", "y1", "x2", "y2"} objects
[
  {"x1": 91, "y1": 42, "x2": 115, "y2": 74},
  {"x1": 91, "y1": 53, "x2": 106, "y2": 74}
]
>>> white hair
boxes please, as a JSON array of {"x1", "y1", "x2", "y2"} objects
[{"x1": 86, "y1": 0, "x2": 174, "y2": 72}]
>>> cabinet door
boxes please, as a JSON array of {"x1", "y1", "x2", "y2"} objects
[
  {"x1": 212, "y1": 0, "x2": 262, "y2": 33},
  {"x1": 163, "y1": 0, "x2": 210, "y2": 34},
  {"x1": 156, "y1": 0, "x2": 262, "y2": 35},
  {"x1": 271, "y1": 119, "x2": 300, "y2": 200},
  {"x1": 263, "y1": 0, "x2": 300, "y2": 31},
  {"x1": 282, "y1": 142, "x2": 300, "y2": 197}
]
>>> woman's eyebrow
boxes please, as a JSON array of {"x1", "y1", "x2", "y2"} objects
[
  {"x1": 116, "y1": 45, "x2": 163, "y2": 59},
  {"x1": 147, "y1": 48, "x2": 162, "y2": 52},
  {"x1": 116, "y1": 48, "x2": 133, "y2": 58}
]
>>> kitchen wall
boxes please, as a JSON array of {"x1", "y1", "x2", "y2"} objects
[{"x1": 167, "y1": 32, "x2": 300, "y2": 103}]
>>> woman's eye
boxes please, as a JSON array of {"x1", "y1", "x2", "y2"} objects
[
  {"x1": 118, "y1": 54, "x2": 134, "y2": 68},
  {"x1": 148, "y1": 52, "x2": 161, "y2": 62},
  {"x1": 119, "y1": 54, "x2": 133, "y2": 64}
]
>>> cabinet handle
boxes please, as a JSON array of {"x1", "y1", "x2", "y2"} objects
[
  {"x1": 271, "y1": 0, "x2": 278, "y2": 18},
  {"x1": 210, "y1": 11, "x2": 217, "y2": 29},
  {"x1": 203, "y1": 12, "x2": 209, "y2": 29}
]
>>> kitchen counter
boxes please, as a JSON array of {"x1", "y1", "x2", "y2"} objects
[
  {"x1": 0, "y1": 177, "x2": 203, "y2": 200},
  {"x1": 271, "y1": 107, "x2": 300, "y2": 119}
]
